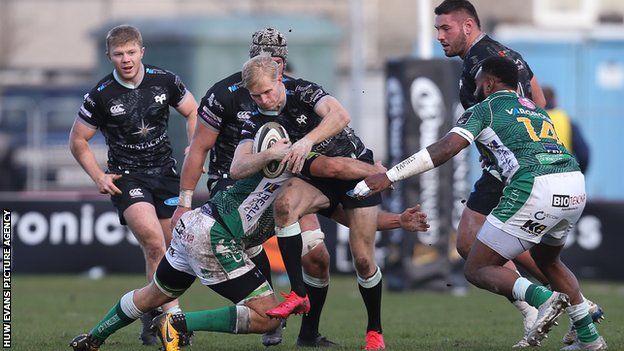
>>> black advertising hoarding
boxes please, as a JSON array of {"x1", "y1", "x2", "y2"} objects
[
  {"x1": 383, "y1": 58, "x2": 467, "y2": 290},
  {"x1": 560, "y1": 201, "x2": 624, "y2": 281},
  {"x1": 6, "y1": 198, "x2": 145, "y2": 273}
]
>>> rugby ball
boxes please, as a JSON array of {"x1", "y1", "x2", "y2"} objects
[{"x1": 252, "y1": 122, "x2": 290, "y2": 178}]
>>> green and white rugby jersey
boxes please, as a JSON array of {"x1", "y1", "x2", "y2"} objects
[
  {"x1": 451, "y1": 90, "x2": 580, "y2": 184},
  {"x1": 209, "y1": 172, "x2": 290, "y2": 247}
]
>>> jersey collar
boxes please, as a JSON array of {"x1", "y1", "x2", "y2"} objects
[
  {"x1": 462, "y1": 32, "x2": 487, "y2": 59},
  {"x1": 113, "y1": 63, "x2": 145, "y2": 89},
  {"x1": 489, "y1": 90, "x2": 518, "y2": 98}
]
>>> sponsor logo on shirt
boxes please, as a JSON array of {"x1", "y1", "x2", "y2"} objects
[
  {"x1": 164, "y1": 197, "x2": 179, "y2": 206},
  {"x1": 110, "y1": 104, "x2": 125, "y2": 116},
  {"x1": 518, "y1": 97, "x2": 536, "y2": 110}
]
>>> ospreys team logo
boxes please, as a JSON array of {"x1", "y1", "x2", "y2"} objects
[{"x1": 154, "y1": 94, "x2": 167, "y2": 104}]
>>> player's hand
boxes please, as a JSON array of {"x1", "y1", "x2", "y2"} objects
[
  {"x1": 171, "y1": 206, "x2": 191, "y2": 232},
  {"x1": 268, "y1": 138, "x2": 292, "y2": 161},
  {"x1": 373, "y1": 160, "x2": 387, "y2": 173},
  {"x1": 352, "y1": 173, "x2": 392, "y2": 198},
  {"x1": 96, "y1": 174, "x2": 122, "y2": 195},
  {"x1": 281, "y1": 137, "x2": 313, "y2": 174},
  {"x1": 399, "y1": 204, "x2": 429, "y2": 232}
]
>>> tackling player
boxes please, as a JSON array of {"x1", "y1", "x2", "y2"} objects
[
  {"x1": 231, "y1": 55, "x2": 387, "y2": 350},
  {"x1": 68, "y1": 141, "x2": 429, "y2": 351}
]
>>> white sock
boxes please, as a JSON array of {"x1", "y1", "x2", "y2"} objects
[
  {"x1": 164, "y1": 305, "x2": 182, "y2": 314},
  {"x1": 512, "y1": 277, "x2": 533, "y2": 301},
  {"x1": 120, "y1": 290, "x2": 144, "y2": 319},
  {"x1": 566, "y1": 300, "x2": 590, "y2": 323}
]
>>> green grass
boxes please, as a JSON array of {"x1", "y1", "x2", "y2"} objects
[{"x1": 11, "y1": 275, "x2": 624, "y2": 350}]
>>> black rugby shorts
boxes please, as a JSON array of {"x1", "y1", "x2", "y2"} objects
[{"x1": 465, "y1": 169, "x2": 505, "y2": 215}]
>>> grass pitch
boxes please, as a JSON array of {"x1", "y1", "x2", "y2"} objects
[{"x1": 12, "y1": 274, "x2": 624, "y2": 350}]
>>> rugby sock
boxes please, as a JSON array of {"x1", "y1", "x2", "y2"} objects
[
  {"x1": 299, "y1": 274, "x2": 329, "y2": 340},
  {"x1": 185, "y1": 306, "x2": 251, "y2": 334},
  {"x1": 251, "y1": 249, "x2": 273, "y2": 287},
  {"x1": 276, "y1": 222, "x2": 306, "y2": 297},
  {"x1": 566, "y1": 301, "x2": 600, "y2": 343},
  {"x1": 90, "y1": 291, "x2": 142, "y2": 343},
  {"x1": 357, "y1": 267, "x2": 383, "y2": 333},
  {"x1": 524, "y1": 284, "x2": 554, "y2": 308}
]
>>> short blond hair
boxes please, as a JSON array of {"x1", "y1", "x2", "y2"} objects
[
  {"x1": 241, "y1": 54, "x2": 279, "y2": 90},
  {"x1": 106, "y1": 25, "x2": 143, "y2": 54}
]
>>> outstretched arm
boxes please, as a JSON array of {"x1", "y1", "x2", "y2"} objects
[
  {"x1": 308, "y1": 155, "x2": 386, "y2": 180},
  {"x1": 352, "y1": 132, "x2": 469, "y2": 197},
  {"x1": 332, "y1": 204, "x2": 429, "y2": 232}
]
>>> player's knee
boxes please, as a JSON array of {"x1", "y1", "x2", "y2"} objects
[
  {"x1": 141, "y1": 242, "x2": 166, "y2": 263},
  {"x1": 456, "y1": 238, "x2": 471, "y2": 260},
  {"x1": 302, "y1": 245, "x2": 330, "y2": 276},
  {"x1": 352, "y1": 255, "x2": 374, "y2": 276},
  {"x1": 462, "y1": 258, "x2": 480, "y2": 285}
]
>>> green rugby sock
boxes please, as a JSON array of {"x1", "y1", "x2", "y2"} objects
[
  {"x1": 525, "y1": 284, "x2": 553, "y2": 308},
  {"x1": 574, "y1": 314, "x2": 600, "y2": 343},
  {"x1": 90, "y1": 302, "x2": 135, "y2": 343},
  {"x1": 185, "y1": 306, "x2": 237, "y2": 333}
]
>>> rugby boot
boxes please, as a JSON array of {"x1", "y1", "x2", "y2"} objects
[
  {"x1": 528, "y1": 292, "x2": 570, "y2": 346},
  {"x1": 262, "y1": 319, "x2": 286, "y2": 346},
  {"x1": 512, "y1": 300, "x2": 539, "y2": 348},
  {"x1": 296, "y1": 333, "x2": 338, "y2": 347},
  {"x1": 563, "y1": 300, "x2": 605, "y2": 345},
  {"x1": 69, "y1": 333, "x2": 102, "y2": 351},
  {"x1": 561, "y1": 336, "x2": 608, "y2": 350},
  {"x1": 139, "y1": 309, "x2": 161, "y2": 345},
  {"x1": 150, "y1": 313, "x2": 189, "y2": 351},
  {"x1": 266, "y1": 291, "x2": 311, "y2": 319},
  {"x1": 364, "y1": 330, "x2": 385, "y2": 350}
]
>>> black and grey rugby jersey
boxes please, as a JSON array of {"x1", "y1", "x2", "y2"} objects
[
  {"x1": 77, "y1": 64, "x2": 188, "y2": 174},
  {"x1": 240, "y1": 78, "x2": 367, "y2": 159},
  {"x1": 460, "y1": 34, "x2": 534, "y2": 109}
]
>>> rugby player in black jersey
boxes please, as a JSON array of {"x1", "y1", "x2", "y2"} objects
[
  {"x1": 172, "y1": 28, "x2": 381, "y2": 348},
  {"x1": 231, "y1": 55, "x2": 386, "y2": 350},
  {"x1": 69, "y1": 25, "x2": 198, "y2": 346},
  {"x1": 433, "y1": 1, "x2": 603, "y2": 347}
]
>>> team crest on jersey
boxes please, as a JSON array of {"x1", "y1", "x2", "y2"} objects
[
  {"x1": 110, "y1": 104, "x2": 125, "y2": 116},
  {"x1": 518, "y1": 97, "x2": 535, "y2": 110},
  {"x1": 296, "y1": 114, "x2": 308, "y2": 125},
  {"x1": 154, "y1": 94, "x2": 167, "y2": 104}
]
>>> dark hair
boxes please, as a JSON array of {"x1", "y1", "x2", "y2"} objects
[
  {"x1": 434, "y1": 0, "x2": 481, "y2": 29},
  {"x1": 481, "y1": 56, "x2": 519, "y2": 89}
]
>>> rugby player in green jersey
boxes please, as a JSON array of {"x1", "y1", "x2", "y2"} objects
[
  {"x1": 354, "y1": 57, "x2": 606, "y2": 350},
  {"x1": 69, "y1": 145, "x2": 429, "y2": 351}
]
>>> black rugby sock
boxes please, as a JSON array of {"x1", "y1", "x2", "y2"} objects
[
  {"x1": 250, "y1": 249, "x2": 273, "y2": 287},
  {"x1": 358, "y1": 277, "x2": 383, "y2": 333},
  {"x1": 277, "y1": 235, "x2": 306, "y2": 297},
  {"x1": 299, "y1": 283, "x2": 328, "y2": 339}
]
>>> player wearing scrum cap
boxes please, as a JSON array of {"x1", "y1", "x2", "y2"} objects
[{"x1": 172, "y1": 27, "x2": 380, "y2": 347}]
